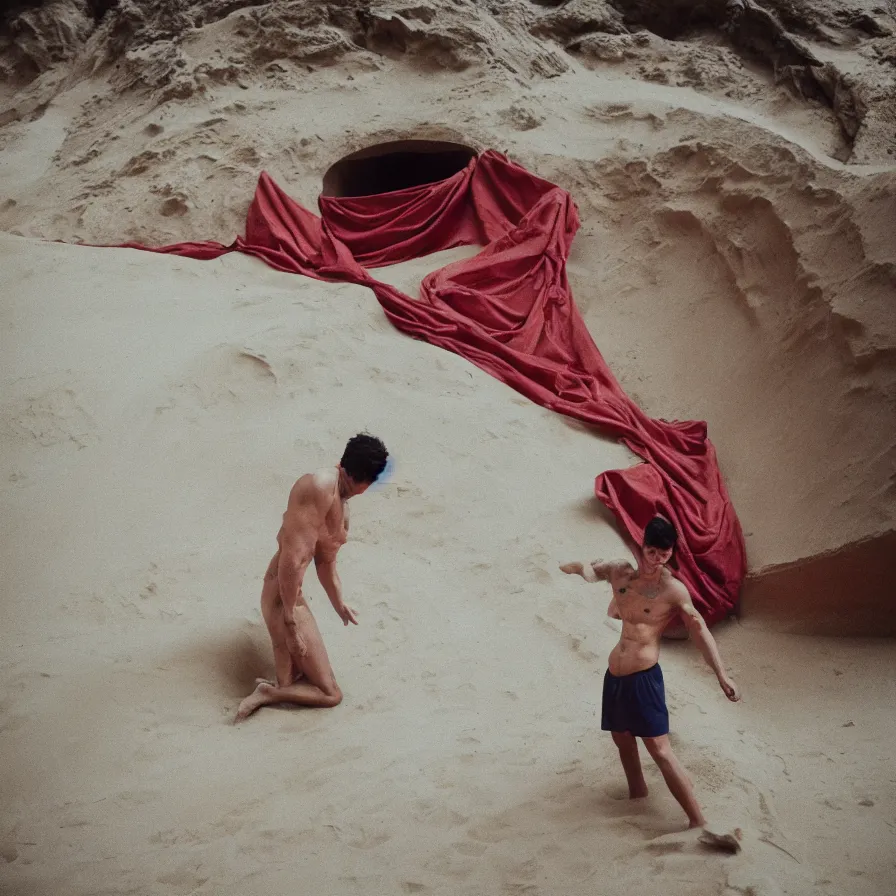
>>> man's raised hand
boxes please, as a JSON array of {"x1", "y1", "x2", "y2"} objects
[{"x1": 560, "y1": 561, "x2": 603, "y2": 583}]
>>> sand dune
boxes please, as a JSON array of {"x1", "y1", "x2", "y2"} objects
[
  {"x1": 2, "y1": 1, "x2": 895, "y2": 894},
  {"x1": 3, "y1": 235, "x2": 894, "y2": 896}
]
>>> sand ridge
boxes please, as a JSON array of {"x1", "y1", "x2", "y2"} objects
[
  {"x1": 3, "y1": 235, "x2": 894, "y2": 895},
  {"x1": 2, "y1": 1, "x2": 895, "y2": 893}
]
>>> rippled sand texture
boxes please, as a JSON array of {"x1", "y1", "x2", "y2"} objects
[{"x1": 2, "y1": 2, "x2": 895, "y2": 895}]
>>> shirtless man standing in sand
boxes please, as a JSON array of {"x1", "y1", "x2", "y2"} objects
[
  {"x1": 235, "y1": 433, "x2": 389, "y2": 721},
  {"x1": 560, "y1": 516, "x2": 740, "y2": 829}
]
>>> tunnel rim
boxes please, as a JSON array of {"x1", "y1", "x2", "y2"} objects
[{"x1": 321, "y1": 139, "x2": 480, "y2": 199}]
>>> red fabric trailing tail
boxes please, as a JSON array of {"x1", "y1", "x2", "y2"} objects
[{"x1": 111, "y1": 150, "x2": 746, "y2": 625}]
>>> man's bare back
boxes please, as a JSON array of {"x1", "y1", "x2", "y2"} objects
[{"x1": 235, "y1": 434, "x2": 388, "y2": 721}]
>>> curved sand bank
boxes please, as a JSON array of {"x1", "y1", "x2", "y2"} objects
[
  {"x1": 2, "y1": 1, "x2": 895, "y2": 892},
  {"x1": 1, "y1": 53, "x2": 893, "y2": 633},
  {"x1": 2, "y1": 235, "x2": 895, "y2": 896}
]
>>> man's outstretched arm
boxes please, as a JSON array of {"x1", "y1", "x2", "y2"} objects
[
  {"x1": 560, "y1": 559, "x2": 632, "y2": 583},
  {"x1": 678, "y1": 594, "x2": 740, "y2": 701}
]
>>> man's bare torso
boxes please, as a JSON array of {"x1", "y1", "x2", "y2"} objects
[
  {"x1": 277, "y1": 468, "x2": 348, "y2": 562},
  {"x1": 262, "y1": 469, "x2": 350, "y2": 622},
  {"x1": 607, "y1": 564, "x2": 685, "y2": 676}
]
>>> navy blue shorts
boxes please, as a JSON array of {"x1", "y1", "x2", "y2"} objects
[{"x1": 601, "y1": 664, "x2": 669, "y2": 738}]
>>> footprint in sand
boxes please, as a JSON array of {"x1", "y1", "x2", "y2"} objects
[
  {"x1": 725, "y1": 868, "x2": 783, "y2": 895},
  {"x1": 602, "y1": 782, "x2": 646, "y2": 802},
  {"x1": 115, "y1": 788, "x2": 159, "y2": 807},
  {"x1": 156, "y1": 867, "x2": 210, "y2": 893},
  {"x1": 325, "y1": 822, "x2": 392, "y2": 850},
  {"x1": 644, "y1": 832, "x2": 689, "y2": 856},
  {"x1": 453, "y1": 839, "x2": 488, "y2": 857},
  {"x1": 347, "y1": 830, "x2": 391, "y2": 849},
  {"x1": 466, "y1": 819, "x2": 513, "y2": 845}
]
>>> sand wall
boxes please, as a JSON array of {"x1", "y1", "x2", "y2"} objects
[
  {"x1": 3, "y1": 2, "x2": 896, "y2": 893},
  {"x1": 741, "y1": 529, "x2": 896, "y2": 636}
]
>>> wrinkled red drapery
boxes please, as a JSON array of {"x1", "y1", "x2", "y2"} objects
[{"x1": 120, "y1": 150, "x2": 745, "y2": 625}]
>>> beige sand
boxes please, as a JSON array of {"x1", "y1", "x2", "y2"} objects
[
  {"x1": 3, "y1": 234, "x2": 893, "y2": 896},
  {"x1": 2, "y1": 2, "x2": 895, "y2": 894}
]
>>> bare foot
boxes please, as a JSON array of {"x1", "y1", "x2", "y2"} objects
[
  {"x1": 255, "y1": 671, "x2": 303, "y2": 687},
  {"x1": 630, "y1": 785, "x2": 649, "y2": 799},
  {"x1": 560, "y1": 561, "x2": 585, "y2": 576},
  {"x1": 235, "y1": 682, "x2": 274, "y2": 723}
]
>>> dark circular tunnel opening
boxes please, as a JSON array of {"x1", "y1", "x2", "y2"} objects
[{"x1": 321, "y1": 140, "x2": 478, "y2": 198}]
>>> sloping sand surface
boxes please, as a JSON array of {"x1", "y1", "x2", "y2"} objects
[
  {"x1": 2, "y1": 235, "x2": 894, "y2": 896},
  {"x1": 1, "y1": 65, "x2": 892, "y2": 592},
  {"x1": 2, "y1": 1, "x2": 895, "y2": 893}
]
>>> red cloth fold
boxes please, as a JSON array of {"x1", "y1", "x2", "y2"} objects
[{"x1": 116, "y1": 150, "x2": 745, "y2": 625}]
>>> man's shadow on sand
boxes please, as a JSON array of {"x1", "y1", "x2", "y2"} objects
[{"x1": 163, "y1": 623, "x2": 273, "y2": 703}]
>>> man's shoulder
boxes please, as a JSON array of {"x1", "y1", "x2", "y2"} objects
[
  {"x1": 310, "y1": 468, "x2": 338, "y2": 490},
  {"x1": 606, "y1": 560, "x2": 636, "y2": 581},
  {"x1": 661, "y1": 574, "x2": 690, "y2": 603},
  {"x1": 291, "y1": 470, "x2": 337, "y2": 505}
]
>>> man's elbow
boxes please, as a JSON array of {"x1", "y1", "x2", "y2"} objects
[{"x1": 682, "y1": 613, "x2": 705, "y2": 639}]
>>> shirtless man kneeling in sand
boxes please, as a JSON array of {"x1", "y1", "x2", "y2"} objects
[
  {"x1": 235, "y1": 433, "x2": 389, "y2": 721},
  {"x1": 561, "y1": 516, "x2": 740, "y2": 829}
]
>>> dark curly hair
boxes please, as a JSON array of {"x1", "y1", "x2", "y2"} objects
[
  {"x1": 341, "y1": 433, "x2": 388, "y2": 484},
  {"x1": 643, "y1": 516, "x2": 677, "y2": 551}
]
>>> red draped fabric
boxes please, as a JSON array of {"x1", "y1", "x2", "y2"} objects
[{"x1": 115, "y1": 150, "x2": 745, "y2": 625}]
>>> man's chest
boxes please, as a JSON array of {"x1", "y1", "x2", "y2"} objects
[
  {"x1": 615, "y1": 580, "x2": 675, "y2": 620},
  {"x1": 319, "y1": 500, "x2": 348, "y2": 542}
]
